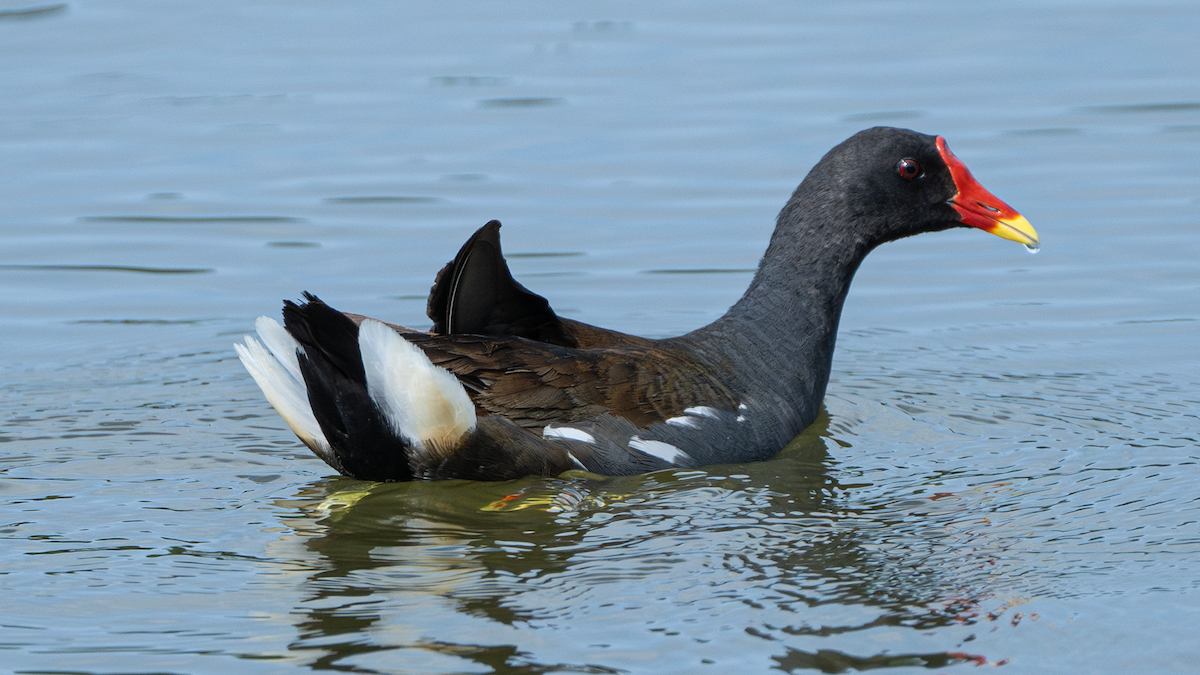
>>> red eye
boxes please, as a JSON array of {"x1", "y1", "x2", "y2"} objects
[{"x1": 896, "y1": 158, "x2": 923, "y2": 180}]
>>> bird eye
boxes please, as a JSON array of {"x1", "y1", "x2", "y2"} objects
[{"x1": 896, "y1": 158, "x2": 923, "y2": 180}]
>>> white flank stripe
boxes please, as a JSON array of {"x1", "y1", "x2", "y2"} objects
[
  {"x1": 357, "y1": 319, "x2": 476, "y2": 453},
  {"x1": 684, "y1": 406, "x2": 721, "y2": 419},
  {"x1": 235, "y1": 326, "x2": 333, "y2": 462},
  {"x1": 665, "y1": 416, "x2": 699, "y2": 428},
  {"x1": 567, "y1": 452, "x2": 588, "y2": 470},
  {"x1": 629, "y1": 436, "x2": 690, "y2": 464},
  {"x1": 543, "y1": 426, "x2": 596, "y2": 444}
]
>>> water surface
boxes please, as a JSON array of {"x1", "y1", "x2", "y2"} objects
[{"x1": 2, "y1": 0, "x2": 1199, "y2": 673}]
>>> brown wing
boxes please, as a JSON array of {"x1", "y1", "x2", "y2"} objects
[{"x1": 344, "y1": 313, "x2": 739, "y2": 430}]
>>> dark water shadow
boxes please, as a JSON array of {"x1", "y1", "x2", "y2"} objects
[
  {"x1": 81, "y1": 215, "x2": 303, "y2": 224},
  {"x1": 506, "y1": 252, "x2": 585, "y2": 259},
  {"x1": 0, "y1": 3, "x2": 66, "y2": 20},
  {"x1": 267, "y1": 241, "x2": 321, "y2": 248},
  {"x1": 642, "y1": 268, "x2": 757, "y2": 275},
  {"x1": 0, "y1": 263, "x2": 213, "y2": 274},
  {"x1": 324, "y1": 196, "x2": 441, "y2": 204},
  {"x1": 478, "y1": 97, "x2": 565, "y2": 108},
  {"x1": 1081, "y1": 101, "x2": 1200, "y2": 114},
  {"x1": 772, "y1": 646, "x2": 989, "y2": 673}
]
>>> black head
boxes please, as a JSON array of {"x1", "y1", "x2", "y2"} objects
[{"x1": 781, "y1": 127, "x2": 1037, "y2": 249}]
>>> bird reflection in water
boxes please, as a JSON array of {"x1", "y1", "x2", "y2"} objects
[{"x1": 266, "y1": 414, "x2": 1011, "y2": 671}]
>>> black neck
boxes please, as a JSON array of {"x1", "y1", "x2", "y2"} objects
[{"x1": 673, "y1": 181, "x2": 879, "y2": 436}]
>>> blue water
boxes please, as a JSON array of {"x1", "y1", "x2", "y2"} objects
[{"x1": 2, "y1": 1, "x2": 1199, "y2": 673}]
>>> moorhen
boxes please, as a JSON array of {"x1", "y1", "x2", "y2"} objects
[{"x1": 236, "y1": 127, "x2": 1038, "y2": 481}]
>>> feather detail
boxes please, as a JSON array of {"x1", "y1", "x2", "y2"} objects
[
  {"x1": 235, "y1": 319, "x2": 333, "y2": 463},
  {"x1": 357, "y1": 319, "x2": 477, "y2": 456}
]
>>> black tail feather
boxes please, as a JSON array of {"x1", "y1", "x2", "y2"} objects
[
  {"x1": 284, "y1": 292, "x2": 366, "y2": 383},
  {"x1": 427, "y1": 220, "x2": 575, "y2": 346},
  {"x1": 284, "y1": 294, "x2": 415, "y2": 482}
]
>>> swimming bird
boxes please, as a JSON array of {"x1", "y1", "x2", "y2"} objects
[{"x1": 236, "y1": 127, "x2": 1038, "y2": 482}]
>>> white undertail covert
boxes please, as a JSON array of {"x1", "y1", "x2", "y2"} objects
[{"x1": 357, "y1": 319, "x2": 477, "y2": 454}]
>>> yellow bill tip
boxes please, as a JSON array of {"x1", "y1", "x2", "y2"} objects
[{"x1": 987, "y1": 214, "x2": 1039, "y2": 248}]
